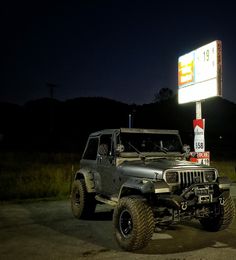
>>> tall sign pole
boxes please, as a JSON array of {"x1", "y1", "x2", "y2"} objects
[
  {"x1": 196, "y1": 101, "x2": 202, "y2": 120},
  {"x1": 178, "y1": 40, "x2": 222, "y2": 165}
]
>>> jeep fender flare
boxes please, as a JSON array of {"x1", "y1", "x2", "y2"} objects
[
  {"x1": 217, "y1": 176, "x2": 232, "y2": 190},
  {"x1": 118, "y1": 178, "x2": 154, "y2": 200},
  {"x1": 74, "y1": 169, "x2": 95, "y2": 193}
]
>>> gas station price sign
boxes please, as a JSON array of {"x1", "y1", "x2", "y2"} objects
[{"x1": 178, "y1": 40, "x2": 222, "y2": 104}]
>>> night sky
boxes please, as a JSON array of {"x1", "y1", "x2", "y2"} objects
[{"x1": 2, "y1": 1, "x2": 236, "y2": 105}]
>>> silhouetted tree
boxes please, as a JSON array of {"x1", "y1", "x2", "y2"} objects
[{"x1": 154, "y1": 88, "x2": 173, "y2": 103}]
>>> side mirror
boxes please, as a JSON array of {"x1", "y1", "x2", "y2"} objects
[
  {"x1": 116, "y1": 144, "x2": 125, "y2": 154},
  {"x1": 182, "y1": 144, "x2": 191, "y2": 158},
  {"x1": 182, "y1": 144, "x2": 190, "y2": 153}
]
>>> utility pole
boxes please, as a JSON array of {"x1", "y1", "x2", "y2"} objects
[
  {"x1": 47, "y1": 83, "x2": 57, "y2": 99},
  {"x1": 46, "y1": 83, "x2": 57, "y2": 137}
]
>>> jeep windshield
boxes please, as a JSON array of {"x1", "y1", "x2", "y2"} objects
[{"x1": 118, "y1": 131, "x2": 182, "y2": 158}]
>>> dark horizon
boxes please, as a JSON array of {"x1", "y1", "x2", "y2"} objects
[{"x1": 1, "y1": 92, "x2": 236, "y2": 108}]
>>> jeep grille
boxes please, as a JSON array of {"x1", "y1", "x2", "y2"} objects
[
  {"x1": 179, "y1": 171, "x2": 204, "y2": 189},
  {"x1": 164, "y1": 170, "x2": 212, "y2": 188}
]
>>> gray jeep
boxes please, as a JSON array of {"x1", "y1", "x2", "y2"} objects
[{"x1": 71, "y1": 128, "x2": 235, "y2": 251}]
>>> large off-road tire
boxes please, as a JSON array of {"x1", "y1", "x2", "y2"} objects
[
  {"x1": 200, "y1": 195, "x2": 235, "y2": 231},
  {"x1": 113, "y1": 197, "x2": 155, "y2": 251},
  {"x1": 71, "y1": 179, "x2": 96, "y2": 219}
]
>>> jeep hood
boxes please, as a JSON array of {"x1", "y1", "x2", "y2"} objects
[{"x1": 118, "y1": 158, "x2": 208, "y2": 179}]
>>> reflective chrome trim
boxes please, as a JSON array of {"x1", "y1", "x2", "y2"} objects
[{"x1": 155, "y1": 188, "x2": 170, "y2": 193}]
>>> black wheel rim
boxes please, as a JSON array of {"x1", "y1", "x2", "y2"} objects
[
  {"x1": 119, "y1": 209, "x2": 133, "y2": 237},
  {"x1": 74, "y1": 189, "x2": 81, "y2": 207}
]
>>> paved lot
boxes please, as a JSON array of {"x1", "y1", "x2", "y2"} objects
[{"x1": 0, "y1": 194, "x2": 236, "y2": 260}]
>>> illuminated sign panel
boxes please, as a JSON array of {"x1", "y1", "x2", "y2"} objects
[
  {"x1": 178, "y1": 40, "x2": 222, "y2": 104},
  {"x1": 178, "y1": 51, "x2": 194, "y2": 86}
]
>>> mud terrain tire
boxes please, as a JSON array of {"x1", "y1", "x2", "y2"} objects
[
  {"x1": 71, "y1": 179, "x2": 96, "y2": 219},
  {"x1": 200, "y1": 195, "x2": 235, "y2": 231},
  {"x1": 113, "y1": 197, "x2": 155, "y2": 251}
]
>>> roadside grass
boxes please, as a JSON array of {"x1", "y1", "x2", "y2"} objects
[
  {"x1": 211, "y1": 160, "x2": 236, "y2": 182},
  {"x1": 0, "y1": 152, "x2": 80, "y2": 201},
  {"x1": 0, "y1": 152, "x2": 235, "y2": 201}
]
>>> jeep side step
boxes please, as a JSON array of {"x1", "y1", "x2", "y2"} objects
[{"x1": 95, "y1": 195, "x2": 118, "y2": 207}]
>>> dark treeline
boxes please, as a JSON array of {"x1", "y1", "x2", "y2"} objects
[{"x1": 0, "y1": 96, "x2": 235, "y2": 159}]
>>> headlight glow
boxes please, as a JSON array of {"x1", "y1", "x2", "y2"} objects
[
  {"x1": 204, "y1": 171, "x2": 216, "y2": 182},
  {"x1": 165, "y1": 172, "x2": 178, "y2": 183}
]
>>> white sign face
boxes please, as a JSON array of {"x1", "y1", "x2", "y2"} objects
[
  {"x1": 195, "y1": 41, "x2": 217, "y2": 82},
  {"x1": 193, "y1": 119, "x2": 205, "y2": 152},
  {"x1": 178, "y1": 40, "x2": 222, "y2": 104}
]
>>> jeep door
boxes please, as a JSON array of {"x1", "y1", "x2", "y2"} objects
[{"x1": 96, "y1": 134, "x2": 117, "y2": 196}]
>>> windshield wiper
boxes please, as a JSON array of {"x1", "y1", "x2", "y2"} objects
[
  {"x1": 128, "y1": 142, "x2": 146, "y2": 161},
  {"x1": 127, "y1": 142, "x2": 168, "y2": 157},
  {"x1": 154, "y1": 144, "x2": 168, "y2": 154}
]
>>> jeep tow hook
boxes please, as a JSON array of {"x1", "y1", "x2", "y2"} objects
[
  {"x1": 219, "y1": 197, "x2": 225, "y2": 205},
  {"x1": 181, "y1": 202, "x2": 188, "y2": 211}
]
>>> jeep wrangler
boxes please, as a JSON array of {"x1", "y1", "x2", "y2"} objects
[{"x1": 71, "y1": 128, "x2": 235, "y2": 251}]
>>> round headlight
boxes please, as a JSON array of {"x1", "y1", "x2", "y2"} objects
[
  {"x1": 165, "y1": 172, "x2": 178, "y2": 183},
  {"x1": 205, "y1": 171, "x2": 216, "y2": 182}
]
